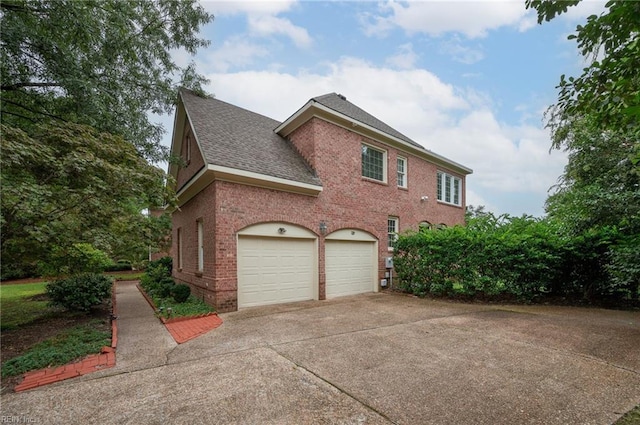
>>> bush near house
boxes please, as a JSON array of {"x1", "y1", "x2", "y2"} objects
[
  {"x1": 139, "y1": 256, "x2": 213, "y2": 318},
  {"x1": 394, "y1": 214, "x2": 639, "y2": 306},
  {"x1": 46, "y1": 274, "x2": 113, "y2": 313}
]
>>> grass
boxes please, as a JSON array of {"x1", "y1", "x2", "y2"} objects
[
  {"x1": 0, "y1": 282, "x2": 56, "y2": 330},
  {"x1": 107, "y1": 271, "x2": 145, "y2": 281},
  {"x1": 615, "y1": 405, "x2": 640, "y2": 425},
  {"x1": 1, "y1": 321, "x2": 111, "y2": 378},
  {"x1": 149, "y1": 294, "x2": 215, "y2": 319},
  {"x1": 1, "y1": 279, "x2": 113, "y2": 384}
]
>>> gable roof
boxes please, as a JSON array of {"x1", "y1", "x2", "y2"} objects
[
  {"x1": 276, "y1": 93, "x2": 473, "y2": 176},
  {"x1": 177, "y1": 89, "x2": 321, "y2": 187},
  {"x1": 311, "y1": 93, "x2": 421, "y2": 149}
]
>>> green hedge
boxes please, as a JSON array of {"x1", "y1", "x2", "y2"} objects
[{"x1": 394, "y1": 215, "x2": 638, "y2": 304}]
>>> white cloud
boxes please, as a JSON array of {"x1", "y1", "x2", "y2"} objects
[
  {"x1": 248, "y1": 14, "x2": 312, "y2": 48},
  {"x1": 440, "y1": 36, "x2": 484, "y2": 64},
  {"x1": 204, "y1": 36, "x2": 269, "y2": 72},
  {"x1": 201, "y1": 0, "x2": 311, "y2": 49},
  {"x1": 363, "y1": 0, "x2": 535, "y2": 39},
  {"x1": 385, "y1": 43, "x2": 419, "y2": 69}
]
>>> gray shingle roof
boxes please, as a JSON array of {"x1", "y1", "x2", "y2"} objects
[
  {"x1": 312, "y1": 93, "x2": 423, "y2": 149},
  {"x1": 180, "y1": 89, "x2": 321, "y2": 187}
]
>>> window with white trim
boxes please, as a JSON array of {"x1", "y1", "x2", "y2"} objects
[
  {"x1": 177, "y1": 227, "x2": 183, "y2": 270},
  {"x1": 397, "y1": 156, "x2": 407, "y2": 188},
  {"x1": 197, "y1": 219, "x2": 204, "y2": 272},
  {"x1": 436, "y1": 171, "x2": 462, "y2": 206},
  {"x1": 362, "y1": 144, "x2": 386, "y2": 182},
  {"x1": 387, "y1": 217, "x2": 399, "y2": 250},
  {"x1": 185, "y1": 134, "x2": 192, "y2": 165}
]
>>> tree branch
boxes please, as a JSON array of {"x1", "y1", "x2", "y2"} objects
[{"x1": 1, "y1": 82, "x2": 63, "y2": 91}]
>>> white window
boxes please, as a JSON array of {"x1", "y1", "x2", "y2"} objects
[
  {"x1": 436, "y1": 171, "x2": 462, "y2": 206},
  {"x1": 397, "y1": 156, "x2": 407, "y2": 188},
  {"x1": 186, "y1": 134, "x2": 192, "y2": 164},
  {"x1": 177, "y1": 228, "x2": 183, "y2": 270},
  {"x1": 362, "y1": 143, "x2": 387, "y2": 182},
  {"x1": 387, "y1": 217, "x2": 399, "y2": 250},
  {"x1": 197, "y1": 219, "x2": 204, "y2": 272},
  {"x1": 419, "y1": 221, "x2": 432, "y2": 231}
]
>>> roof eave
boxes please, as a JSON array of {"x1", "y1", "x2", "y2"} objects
[
  {"x1": 276, "y1": 101, "x2": 473, "y2": 176},
  {"x1": 175, "y1": 164, "x2": 323, "y2": 207}
]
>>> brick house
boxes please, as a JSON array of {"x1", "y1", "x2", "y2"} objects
[{"x1": 169, "y1": 89, "x2": 472, "y2": 312}]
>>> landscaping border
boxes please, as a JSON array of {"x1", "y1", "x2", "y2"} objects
[
  {"x1": 136, "y1": 283, "x2": 222, "y2": 343},
  {"x1": 14, "y1": 284, "x2": 118, "y2": 392}
]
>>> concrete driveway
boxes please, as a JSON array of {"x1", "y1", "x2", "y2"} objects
[{"x1": 2, "y1": 289, "x2": 639, "y2": 424}]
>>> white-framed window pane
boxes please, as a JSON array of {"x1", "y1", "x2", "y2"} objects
[
  {"x1": 362, "y1": 144, "x2": 384, "y2": 181},
  {"x1": 177, "y1": 228, "x2": 183, "y2": 269},
  {"x1": 387, "y1": 217, "x2": 398, "y2": 250},
  {"x1": 453, "y1": 178, "x2": 460, "y2": 205},
  {"x1": 437, "y1": 171, "x2": 462, "y2": 206},
  {"x1": 197, "y1": 220, "x2": 204, "y2": 272},
  {"x1": 397, "y1": 157, "x2": 406, "y2": 187},
  {"x1": 445, "y1": 175, "x2": 451, "y2": 203}
]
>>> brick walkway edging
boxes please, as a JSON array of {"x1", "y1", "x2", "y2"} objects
[
  {"x1": 136, "y1": 283, "x2": 223, "y2": 344},
  {"x1": 15, "y1": 284, "x2": 119, "y2": 392}
]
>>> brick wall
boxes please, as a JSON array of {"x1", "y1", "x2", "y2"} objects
[{"x1": 172, "y1": 116, "x2": 466, "y2": 312}]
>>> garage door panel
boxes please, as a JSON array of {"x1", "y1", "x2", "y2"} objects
[
  {"x1": 326, "y1": 240, "x2": 376, "y2": 298},
  {"x1": 238, "y1": 236, "x2": 315, "y2": 308}
]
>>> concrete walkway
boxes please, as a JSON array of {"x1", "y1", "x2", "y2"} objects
[
  {"x1": 1, "y1": 289, "x2": 638, "y2": 424},
  {"x1": 102, "y1": 280, "x2": 177, "y2": 374}
]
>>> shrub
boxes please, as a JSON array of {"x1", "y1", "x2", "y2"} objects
[
  {"x1": 104, "y1": 261, "x2": 133, "y2": 272},
  {"x1": 39, "y1": 243, "x2": 112, "y2": 277},
  {"x1": 172, "y1": 284, "x2": 191, "y2": 303},
  {"x1": 46, "y1": 273, "x2": 113, "y2": 312},
  {"x1": 156, "y1": 277, "x2": 176, "y2": 298}
]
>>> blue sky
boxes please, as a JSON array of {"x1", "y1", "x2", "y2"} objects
[{"x1": 164, "y1": 0, "x2": 607, "y2": 217}]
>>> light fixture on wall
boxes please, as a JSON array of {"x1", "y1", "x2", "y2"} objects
[
  {"x1": 319, "y1": 221, "x2": 327, "y2": 235},
  {"x1": 278, "y1": 227, "x2": 286, "y2": 234},
  {"x1": 420, "y1": 196, "x2": 429, "y2": 202}
]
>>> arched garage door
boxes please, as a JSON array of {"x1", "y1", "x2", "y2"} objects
[
  {"x1": 237, "y1": 223, "x2": 317, "y2": 308},
  {"x1": 325, "y1": 229, "x2": 378, "y2": 298}
]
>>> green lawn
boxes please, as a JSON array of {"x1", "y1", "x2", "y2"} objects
[
  {"x1": 1, "y1": 280, "x2": 112, "y2": 382},
  {"x1": 0, "y1": 282, "x2": 56, "y2": 330}
]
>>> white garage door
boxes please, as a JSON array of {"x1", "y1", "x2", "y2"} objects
[
  {"x1": 238, "y1": 236, "x2": 315, "y2": 308},
  {"x1": 325, "y1": 231, "x2": 377, "y2": 298}
]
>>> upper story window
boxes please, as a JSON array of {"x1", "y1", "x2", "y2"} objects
[
  {"x1": 397, "y1": 156, "x2": 407, "y2": 188},
  {"x1": 186, "y1": 134, "x2": 193, "y2": 165},
  {"x1": 437, "y1": 171, "x2": 462, "y2": 206},
  {"x1": 362, "y1": 143, "x2": 386, "y2": 182},
  {"x1": 387, "y1": 217, "x2": 399, "y2": 250}
]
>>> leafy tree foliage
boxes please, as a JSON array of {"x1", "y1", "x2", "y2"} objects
[
  {"x1": 526, "y1": 0, "x2": 640, "y2": 142},
  {"x1": 1, "y1": 1, "x2": 212, "y2": 277},
  {"x1": 0, "y1": 122, "x2": 169, "y2": 277},
  {"x1": 526, "y1": 1, "x2": 639, "y2": 300},
  {"x1": 1, "y1": 0, "x2": 213, "y2": 160}
]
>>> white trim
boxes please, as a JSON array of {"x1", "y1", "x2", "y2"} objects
[
  {"x1": 387, "y1": 217, "x2": 399, "y2": 251},
  {"x1": 361, "y1": 142, "x2": 387, "y2": 183},
  {"x1": 436, "y1": 171, "x2": 462, "y2": 207},
  {"x1": 237, "y1": 222, "x2": 316, "y2": 239},
  {"x1": 326, "y1": 228, "x2": 377, "y2": 242},
  {"x1": 197, "y1": 219, "x2": 204, "y2": 272},
  {"x1": 175, "y1": 163, "x2": 323, "y2": 206},
  {"x1": 397, "y1": 156, "x2": 407, "y2": 188}
]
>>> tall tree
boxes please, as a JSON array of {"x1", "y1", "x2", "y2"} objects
[
  {"x1": 1, "y1": 0, "x2": 213, "y2": 161},
  {"x1": 0, "y1": 1, "x2": 213, "y2": 277},
  {"x1": 526, "y1": 0, "x2": 640, "y2": 144}
]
